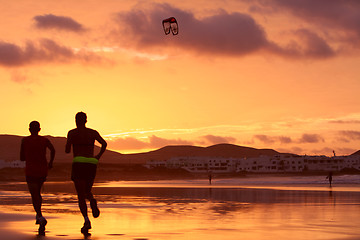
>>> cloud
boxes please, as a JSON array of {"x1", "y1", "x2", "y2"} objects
[
  {"x1": 113, "y1": 3, "x2": 268, "y2": 56},
  {"x1": 278, "y1": 136, "x2": 292, "y2": 144},
  {"x1": 298, "y1": 133, "x2": 324, "y2": 143},
  {"x1": 106, "y1": 135, "x2": 194, "y2": 151},
  {"x1": 106, "y1": 136, "x2": 148, "y2": 150},
  {"x1": 10, "y1": 70, "x2": 29, "y2": 83},
  {"x1": 311, "y1": 147, "x2": 334, "y2": 155},
  {"x1": 294, "y1": 29, "x2": 335, "y2": 58},
  {"x1": 256, "y1": 0, "x2": 360, "y2": 44},
  {"x1": 276, "y1": 146, "x2": 303, "y2": 154},
  {"x1": 106, "y1": 134, "x2": 238, "y2": 152},
  {"x1": 338, "y1": 130, "x2": 360, "y2": 140},
  {"x1": 112, "y1": 3, "x2": 336, "y2": 59},
  {"x1": 33, "y1": 14, "x2": 85, "y2": 32},
  {"x1": 254, "y1": 134, "x2": 292, "y2": 144},
  {"x1": 254, "y1": 135, "x2": 275, "y2": 144},
  {"x1": 148, "y1": 135, "x2": 193, "y2": 148},
  {"x1": 0, "y1": 39, "x2": 99, "y2": 67},
  {"x1": 267, "y1": 28, "x2": 336, "y2": 59},
  {"x1": 254, "y1": 133, "x2": 327, "y2": 145},
  {"x1": 201, "y1": 135, "x2": 236, "y2": 145},
  {"x1": 329, "y1": 120, "x2": 360, "y2": 124}
]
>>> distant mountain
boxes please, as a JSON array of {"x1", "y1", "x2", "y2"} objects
[
  {"x1": 0, "y1": 135, "x2": 25, "y2": 161},
  {"x1": 0, "y1": 135, "x2": 280, "y2": 164},
  {"x1": 119, "y1": 143, "x2": 280, "y2": 164},
  {"x1": 0, "y1": 134, "x2": 123, "y2": 164},
  {"x1": 350, "y1": 150, "x2": 360, "y2": 156}
]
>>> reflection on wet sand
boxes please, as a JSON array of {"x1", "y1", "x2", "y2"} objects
[{"x1": 0, "y1": 180, "x2": 360, "y2": 240}]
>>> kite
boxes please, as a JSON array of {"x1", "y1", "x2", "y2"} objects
[{"x1": 162, "y1": 17, "x2": 178, "y2": 35}]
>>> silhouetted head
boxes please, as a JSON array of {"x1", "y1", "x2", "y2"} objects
[
  {"x1": 29, "y1": 121, "x2": 40, "y2": 135},
  {"x1": 75, "y1": 112, "x2": 87, "y2": 127}
]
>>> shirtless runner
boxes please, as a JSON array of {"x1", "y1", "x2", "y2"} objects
[{"x1": 65, "y1": 112, "x2": 107, "y2": 233}]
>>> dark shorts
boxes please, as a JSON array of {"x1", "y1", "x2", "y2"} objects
[
  {"x1": 26, "y1": 176, "x2": 46, "y2": 184},
  {"x1": 71, "y1": 162, "x2": 97, "y2": 182}
]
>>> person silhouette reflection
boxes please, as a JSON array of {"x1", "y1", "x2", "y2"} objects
[{"x1": 66, "y1": 112, "x2": 107, "y2": 234}]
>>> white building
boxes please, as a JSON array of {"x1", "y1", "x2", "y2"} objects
[
  {"x1": 236, "y1": 155, "x2": 305, "y2": 173},
  {"x1": 167, "y1": 156, "x2": 238, "y2": 173},
  {"x1": 144, "y1": 159, "x2": 167, "y2": 169},
  {"x1": 0, "y1": 160, "x2": 25, "y2": 169}
]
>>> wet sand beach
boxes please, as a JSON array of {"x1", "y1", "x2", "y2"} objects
[{"x1": 0, "y1": 177, "x2": 360, "y2": 240}]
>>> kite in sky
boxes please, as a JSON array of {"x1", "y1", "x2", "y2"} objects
[{"x1": 162, "y1": 17, "x2": 178, "y2": 35}]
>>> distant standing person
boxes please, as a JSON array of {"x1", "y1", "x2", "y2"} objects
[
  {"x1": 65, "y1": 112, "x2": 107, "y2": 234},
  {"x1": 326, "y1": 172, "x2": 333, "y2": 187},
  {"x1": 20, "y1": 121, "x2": 55, "y2": 235}
]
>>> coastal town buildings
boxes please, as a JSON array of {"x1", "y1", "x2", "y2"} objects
[
  {"x1": 2, "y1": 154, "x2": 360, "y2": 174},
  {"x1": 144, "y1": 154, "x2": 360, "y2": 173}
]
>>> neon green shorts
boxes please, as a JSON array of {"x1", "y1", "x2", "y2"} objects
[{"x1": 73, "y1": 156, "x2": 99, "y2": 165}]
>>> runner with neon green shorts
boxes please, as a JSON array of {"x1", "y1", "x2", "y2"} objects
[{"x1": 66, "y1": 112, "x2": 107, "y2": 234}]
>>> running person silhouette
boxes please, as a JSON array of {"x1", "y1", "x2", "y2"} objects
[
  {"x1": 20, "y1": 121, "x2": 55, "y2": 235},
  {"x1": 65, "y1": 112, "x2": 107, "y2": 233}
]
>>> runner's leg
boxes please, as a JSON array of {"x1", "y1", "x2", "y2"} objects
[
  {"x1": 85, "y1": 178, "x2": 100, "y2": 218},
  {"x1": 74, "y1": 179, "x2": 88, "y2": 218},
  {"x1": 27, "y1": 180, "x2": 44, "y2": 218}
]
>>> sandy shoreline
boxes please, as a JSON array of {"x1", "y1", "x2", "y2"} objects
[{"x1": 0, "y1": 178, "x2": 360, "y2": 240}]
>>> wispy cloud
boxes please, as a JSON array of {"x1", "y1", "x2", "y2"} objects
[
  {"x1": 254, "y1": 134, "x2": 292, "y2": 144},
  {"x1": 104, "y1": 117, "x2": 360, "y2": 153},
  {"x1": 0, "y1": 39, "x2": 100, "y2": 68},
  {"x1": 106, "y1": 134, "x2": 195, "y2": 151},
  {"x1": 106, "y1": 136, "x2": 149, "y2": 150},
  {"x1": 149, "y1": 135, "x2": 193, "y2": 148},
  {"x1": 254, "y1": 135, "x2": 276, "y2": 144},
  {"x1": 329, "y1": 120, "x2": 360, "y2": 124},
  {"x1": 254, "y1": 133, "x2": 325, "y2": 144},
  {"x1": 298, "y1": 133, "x2": 324, "y2": 143},
  {"x1": 104, "y1": 124, "x2": 253, "y2": 139},
  {"x1": 106, "y1": 132, "x2": 238, "y2": 151},
  {"x1": 201, "y1": 135, "x2": 236, "y2": 145},
  {"x1": 33, "y1": 14, "x2": 85, "y2": 32},
  {"x1": 10, "y1": 70, "x2": 29, "y2": 83},
  {"x1": 73, "y1": 46, "x2": 168, "y2": 61},
  {"x1": 338, "y1": 130, "x2": 360, "y2": 141}
]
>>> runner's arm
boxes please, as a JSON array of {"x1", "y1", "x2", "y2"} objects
[
  {"x1": 47, "y1": 139, "x2": 56, "y2": 169},
  {"x1": 94, "y1": 132, "x2": 107, "y2": 160}
]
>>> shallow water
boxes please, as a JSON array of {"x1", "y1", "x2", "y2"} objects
[
  {"x1": 96, "y1": 175, "x2": 360, "y2": 191},
  {"x1": 0, "y1": 176, "x2": 360, "y2": 240}
]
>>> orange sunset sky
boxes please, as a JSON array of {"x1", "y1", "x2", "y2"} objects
[{"x1": 1, "y1": 0, "x2": 360, "y2": 156}]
